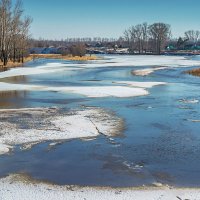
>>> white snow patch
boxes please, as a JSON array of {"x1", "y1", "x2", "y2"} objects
[
  {"x1": 0, "y1": 63, "x2": 79, "y2": 79},
  {"x1": 1, "y1": 174, "x2": 200, "y2": 200},
  {"x1": 52, "y1": 86, "x2": 149, "y2": 98},
  {"x1": 83, "y1": 55, "x2": 200, "y2": 68},
  {"x1": 0, "y1": 107, "x2": 123, "y2": 154},
  {"x1": 0, "y1": 82, "x2": 149, "y2": 98},
  {"x1": 0, "y1": 143, "x2": 12, "y2": 155}
]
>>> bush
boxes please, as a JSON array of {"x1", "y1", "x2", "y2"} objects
[{"x1": 69, "y1": 43, "x2": 86, "y2": 57}]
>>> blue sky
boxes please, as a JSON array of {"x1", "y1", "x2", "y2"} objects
[{"x1": 20, "y1": 0, "x2": 200, "y2": 39}]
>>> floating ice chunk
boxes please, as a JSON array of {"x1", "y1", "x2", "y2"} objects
[
  {"x1": 132, "y1": 67, "x2": 168, "y2": 76},
  {"x1": 187, "y1": 119, "x2": 200, "y2": 122},
  {"x1": 0, "y1": 143, "x2": 11, "y2": 155},
  {"x1": 179, "y1": 99, "x2": 199, "y2": 104}
]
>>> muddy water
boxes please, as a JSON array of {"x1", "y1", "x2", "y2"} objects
[{"x1": 0, "y1": 56, "x2": 200, "y2": 187}]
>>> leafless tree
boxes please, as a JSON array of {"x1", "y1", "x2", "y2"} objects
[
  {"x1": 185, "y1": 30, "x2": 200, "y2": 44},
  {"x1": 148, "y1": 23, "x2": 171, "y2": 54},
  {"x1": 0, "y1": 0, "x2": 32, "y2": 66}
]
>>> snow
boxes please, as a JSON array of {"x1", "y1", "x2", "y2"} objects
[
  {"x1": 0, "y1": 107, "x2": 123, "y2": 155},
  {"x1": 0, "y1": 143, "x2": 11, "y2": 155},
  {"x1": 84, "y1": 55, "x2": 200, "y2": 68},
  {"x1": 1, "y1": 174, "x2": 200, "y2": 200},
  {"x1": 0, "y1": 63, "x2": 79, "y2": 79},
  {"x1": 0, "y1": 82, "x2": 149, "y2": 98},
  {"x1": 51, "y1": 86, "x2": 149, "y2": 98}
]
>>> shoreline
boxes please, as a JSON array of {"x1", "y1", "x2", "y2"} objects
[
  {"x1": 0, "y1": 54, "x2": 99, "y2": 69},
  {"x1": 0, "y1": 57, "x2": 33, "y2": 69},
  {"x1": 1, "y1": 174, "x2": 200, "y2": 200},
  {"x1": 30, "y1": 54, "x2": 99, "y2": 61}
]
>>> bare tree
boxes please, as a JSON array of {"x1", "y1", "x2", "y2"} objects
[
  {"x1": 185, "y1": 30, "x2": 200, "y2": 44},
  {"x1": 141, "y1": 22, "x2": 149, "y2": 53},
  {"x1": 0, "y1": 0, "x2": 32, "y2": 66},
  {"x1": 69, "y1": 43, "x2": 86, "y2": 57},
  {"x1": 148, "y1": 23, "x2": 171, "y2": 55}
]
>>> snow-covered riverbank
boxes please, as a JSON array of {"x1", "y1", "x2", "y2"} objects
[{"x1": 1, "y1": 174, "x2": 200, "y2": 200}]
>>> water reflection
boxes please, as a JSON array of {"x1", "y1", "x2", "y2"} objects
[
  {"x1": 0, "y1": 75, "x2": 28, "y2": 84},
  {"x1": 0, "y1": 67, "x2": 9, "y2": 72},
  {"x1": 0, "y1": 90, "x2": 27, "y2": 108}
]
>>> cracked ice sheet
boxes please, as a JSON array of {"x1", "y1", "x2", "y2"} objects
[
  {"x1": 0, "y1": 107, "x2": 124, "y2": 155},
  {"x1": 1, "y1": 174, "x2": 200, "y2": 200},
  {"x1": 0, "y1": 82, "x2": 149, "y2": 98}
]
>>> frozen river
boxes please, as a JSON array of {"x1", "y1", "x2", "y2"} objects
[{"x1": 0, "y1": 55, "x2": 200, "y2": 187}]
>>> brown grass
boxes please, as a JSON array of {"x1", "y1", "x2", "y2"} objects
[
  {"x1": 186, "y1": 68, "x2": 200, "y2": 77},
  {"x1": 30, "y1": 54, "x2": 99, "y2": 61},
  {"x1": 0, "y1": 57, "x2": 33, "y2": 69},
  {"x1": 0, "y1": 54, "x2": 99, "y2": 69}
]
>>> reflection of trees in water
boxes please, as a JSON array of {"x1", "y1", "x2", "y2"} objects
[
  {"x1": 0, "y1": 75, "x2": 28, "y2": 83},
  {"x1": 0, "y1": 91, "x2": 27, "y2": 108},
  {"x1": 0, "y1": 67, "x2": 9, "y2": 72}
]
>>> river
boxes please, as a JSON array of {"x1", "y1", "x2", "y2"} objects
[{"x1": 0, "y1": 55, "x2": 200, "y2": 187}]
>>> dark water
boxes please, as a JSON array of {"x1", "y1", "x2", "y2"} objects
[{"x1": 0, "y1": 56, "x2": 200, "y2": 187}]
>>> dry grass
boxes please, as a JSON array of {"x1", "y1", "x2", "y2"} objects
[
  {"x1": 0, "y1": 54, "x2": 99, "y2": 69},
  {"x1": 30, "y1": 54, "x2": 98, "y2": 61},
  {"x1": 186, "y1": 68, "x2": 200, "y2": 77},
  {"x1": 0, "y1": 57, "x2": 33, "y2": 69}
]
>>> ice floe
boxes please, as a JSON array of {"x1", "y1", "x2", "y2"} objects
[
  {"x1": 0, "y1": 82, "x2": 149, "y2": 98},
  {"x1": 0, "y1": 107, "x2": 123, "y2": 155},
  {"x1": 179, "y1": 99, "x2": 199, "y2": 104},
  {"x1": 0, "y1": 143, "x2": 12, "y2": 155}
]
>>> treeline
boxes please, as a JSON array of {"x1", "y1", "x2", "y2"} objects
[
  {"x1": 0, "y1": 0, "x2": 32, "y2": 66},
  {"x1": 29, "y1": 37, "x2": 118, "y2": 48},
  {"x1": 168, "y1": 30, "x2": 200, "y2": 50},
  {"x1": 123, "y1": 22, "x2": 171, "y2": 55}
]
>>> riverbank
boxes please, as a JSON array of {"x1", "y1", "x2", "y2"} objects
[
  {"x1": 0, "y1": 57, "x2": 33, "y2": 69},
  {"x1": 30, "y1": 54, "x2": 98, "y2": 61},
  {"x1": 0, "y1": 54, "x2": 99, "y2": 69},
  {"x1": 1, "y1": 174, "x2": 200, "y2": 200}
]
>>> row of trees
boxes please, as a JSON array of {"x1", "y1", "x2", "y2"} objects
[
  {"x1": 123, "y1": 22, "x2": 171, "y2": 54},
  {"x1": 123, "y1": 22, "x2": 200, "y2": 54},
  {"x1": 0, "y1": 0, "x2": 32, "y2": 66}
]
